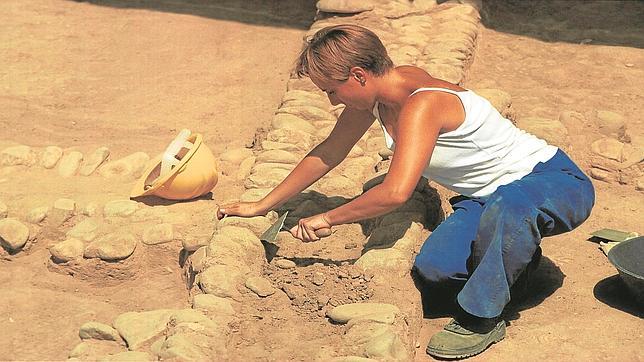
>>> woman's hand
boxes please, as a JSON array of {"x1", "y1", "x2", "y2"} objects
[
  {"x1": 289, "y1": 213, "x2": 332, "y2": 242},
  {"x1": 216, "y1": 202, "x2": 264, "y2": 220}
]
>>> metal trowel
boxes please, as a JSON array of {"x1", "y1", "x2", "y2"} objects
[
  {"x1": 260, "y1": 211, "x2": 290, "y2": 262},
  {"x1": 259, "y1": 210, "x2": 333, "y2": 262}
]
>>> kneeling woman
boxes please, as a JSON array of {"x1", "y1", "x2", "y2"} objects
[{"x1": 217, "y1": 24, "x2": 595, "y2": 359}]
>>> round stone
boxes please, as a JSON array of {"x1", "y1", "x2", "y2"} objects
[
  {"x1": 0, "y1": 218, "x2": 30, "y2": 251},
  {"x1": 84, "y1": 232, "x2": 138, "y2": 261}
]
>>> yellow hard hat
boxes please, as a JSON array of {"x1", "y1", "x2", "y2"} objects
[{"x1": 131, "y1": 130, "x2": 218, "y2": 200}]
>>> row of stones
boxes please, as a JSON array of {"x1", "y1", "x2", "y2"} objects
[
  {"x1": 68, "y1": 303, "x2": 237, "y2": 361},
  {"x1": 0, "y1": 144, "x2": 150, "y2": 179},
  {"x1": 0, "y1": 197, "x2": 176, "y2": 259},
  {"x1": 517, "y1": 110, "x2": 643, "y2": 189}
]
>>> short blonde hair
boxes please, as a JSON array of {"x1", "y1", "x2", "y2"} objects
[{"x1": 295, "y1": 24, "x2": 393, "y2": 82}]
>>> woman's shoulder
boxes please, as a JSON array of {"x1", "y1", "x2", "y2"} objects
[{"x1": 395, "y1": 65, "x2": 466, "y2": 92}]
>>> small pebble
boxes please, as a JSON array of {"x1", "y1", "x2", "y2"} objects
[{"x1": 274, "y1": 259, "x2": 296, "y2": 269}]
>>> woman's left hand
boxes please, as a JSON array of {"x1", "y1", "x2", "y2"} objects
[{"x1": 289, "y1": 213, "x2": 332, "y2": 242}]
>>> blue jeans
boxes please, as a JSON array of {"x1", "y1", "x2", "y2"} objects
[{"x1": 414, "y1": 150, "x2": 595, "y2": 318}]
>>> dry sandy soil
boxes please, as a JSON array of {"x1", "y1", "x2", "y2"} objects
[{"x1": 0, "y1": 0, "x2": 642, "y2": 361}]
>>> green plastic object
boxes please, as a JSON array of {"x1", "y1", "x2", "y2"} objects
[{"x1": 591, "y1": 228, "x2": 639, "y2": 242}]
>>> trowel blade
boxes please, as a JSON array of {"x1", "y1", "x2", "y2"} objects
[{"x1": 260, "y1": 211, "x2": 289, "y2": 262}]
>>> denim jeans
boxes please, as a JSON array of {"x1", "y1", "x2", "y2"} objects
[{"x1": 413, "y1": 150, "x2": 595, "y2": 318}]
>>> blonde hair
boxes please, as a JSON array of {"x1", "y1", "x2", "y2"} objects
[{"x1": 295, "y1": 24, "x2": 393, "y2": 82}]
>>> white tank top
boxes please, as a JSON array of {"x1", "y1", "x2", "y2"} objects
[{"x1": 372, "y1": 87, "x2": 558, "y2": 197}]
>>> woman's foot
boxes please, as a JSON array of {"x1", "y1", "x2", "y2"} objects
[{"x1": 426, "y1": 315, "x2": 506, "y2": 359}]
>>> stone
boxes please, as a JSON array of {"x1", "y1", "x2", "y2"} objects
[
  {"x1": 286, "y1": 77, "x2": 321, "y2": 92},
  {"x1": 277, "y1": 106, "x2": 336, "y2": 123},
  {"x1": 590, "y1": 167, "x2": 617, "y2": 183},
  {"x1": 142, "y1": 223, "x2": 174, "y2": 245},
  {"x1": 245, "y1": 276, "x2": 276, "y2": 297},
  {"x1": 327, "y1": 303, "x2": 401, "y2": 324},
  {"x1": 220, "y1": 148, "x2": 254, "y2": 165},
  {"x1": 0, "y1": 218, "x2": 30, "y2": 251},
  {"x1": 0, "y1": 145, "x2": 37, "y2": 166},
  {"x1": 181, "y1": 231, "x2": 211, "y2": 252},
  {"x1": 79, "y1": 321, "x2": 122, "y2": 342},
  {"x1": 236, "y1": 156, "x2": 256, "y2": 181},
  {"x1": 315, "y1": 175, "x2": 361, "y2": 198},
  {"x1": 266, "y1": 128, "x2": 314, "y2": 149},
  {"x1": 104, "y1": 200, "x2": 138, "y2": 217},
  {"x1": 317, "y1": 0, "x2": 374, "y2": 14},
  {"x1": 79, "y1": 147, "x2": 110, "y2": 176},
  {"x1": 343, "y1": 320, "x2": 390, "y2": 345},
  {"x1": 559, "y1": 111, "x2": 589, "y2": 130},
  {"x1": 261, "y1": 140, "x2": 301, "y2": 152},
  {"x1": 282, "y1": 89, "x2": 326, "y2": 103},
  {"x1": 591, "y1": 138, "x2": 624, "y2": 162},
  {"x1": 113, "y1": 309, "x2": 175, "y2": 351},
  {"x1": 81, "y1": 202, "x2": 100, "y2": 217},
  {"x1": 190, "y1": 246, "x2": 209, "y2": 273},
  {"x1": 425, "y1": 63, "x2": 463, "y2": 84},
  {"x1": 58, "y1": 151, "x2": 84, "y2": 177},
  {"x1": 171, "y1": 309, "x2": 220, "y2": 331},
  {"x1": 41, "y1": 146, "x2": 63, "y2": 168},
  {"x1": 49, "y1": 199, "x2": 76, "y2": 226},
  {"x1": 364, "y1": 329, "x2": 407, "y2": 360},
  {"x1": 244, "y1": 167, "x2": 291, "y2": 189},
  {"x1": 68, "y1": 341, "x2": 90, "y2": 359},
  {"x1": 155, "y1": 333, "x2": 208, "y2": 361},
  {"x1": 312, "y1": 272, "x2": 326, "y2": 286},
  {"x1": 206, "y1": 236, "x2": 253, "y2": 271},
  {"x1": 515, "y1": 117, "x2": 569, "y2": 149},
  {"x1": 198, "y1": 264, "x2": 243, "y2": 299},
  {"x1": 256, "y1": 150, "x2": 300, "y2": 165},
  {"x1": 50, "y1": 238, "x2": 85, "y2": 262},
  {"x1": 595, "y1": 110, "x2": 627, "y2": 140},
  {"x1": 99, "y1": 152, "x2": 150, "y2": 179},
  {"x1": 0, "y1": 201, "x2": 6, "y2": 219},
  {"x1": 67, "y1": 218, "x2": 99, "y2": 242},
  {"x1": 272, "y1": 113, "x2": 317, "y2": 134},
  {"x1": 355, "y1": 248, "x2": 411, "y2": 276},
  {"x1": 84, "y1": 232, "x2": 138, "y2": 261},
  {"x1": 274, "y1": 259, "x2": 296, "y2": 269},
  {"x1": 218, "y1": 216, "x2": 271, "y2": 236},
  {"x1": 192, "y1": 294, "x2": 236, "y2": 315},
  {"x1": 240, "y1": 188, "x2": 272, "y2": 202},
  {"x1": 341, "y1": 156, "x2": 376, "y2": 181},
  {"x1": 251, "y1": 162, "x2": 295, "y2": 174},
  {"x1": 218, "y1": 226, "x2": 264, "y2": 259},
  {"x1": 26, "y1": 206, "x2": 49, "y2": 223},
  {"x1": 100, "y1": 351, "x2": 154, "y2": 361}
]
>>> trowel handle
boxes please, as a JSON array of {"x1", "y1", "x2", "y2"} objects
[{"x1": 315, "y1": 228, "x2": 332, "y2": 238}]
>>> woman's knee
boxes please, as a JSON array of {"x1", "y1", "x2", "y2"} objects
[{"x1": 413, "y1": 251, "x2": 466, "y2": 284}]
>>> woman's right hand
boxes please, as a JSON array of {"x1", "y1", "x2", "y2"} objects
[{"x1": 216, "y1": 202, "x2": 265, "y2": 220}]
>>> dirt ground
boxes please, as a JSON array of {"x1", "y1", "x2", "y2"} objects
[{"x1": 0, "y1": 0, "x2": 642, "y2": 361}]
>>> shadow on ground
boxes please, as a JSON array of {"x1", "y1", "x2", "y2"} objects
[
  {"x1": 71, "y1": 0, "x2": 317, "y2": 29},
  {"x1": 479, "y1": 0, "x2": 644, "y2": 48},
  {"x1": 593, "y1": 275, "x2": 643, "y2": 318}
]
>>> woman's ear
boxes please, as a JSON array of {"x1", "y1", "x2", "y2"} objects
[{"x1": 350, "y1": 67, "x2": 367, "y2": 86}]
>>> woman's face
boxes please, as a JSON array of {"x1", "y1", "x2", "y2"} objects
[{"x1": 311, "y1": 74, "x2": 371, "y2": 110}]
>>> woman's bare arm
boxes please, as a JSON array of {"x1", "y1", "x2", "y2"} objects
[
  {"x1": 321, "y1": 92, "x2": 456, "y2": 226},
  {"x1": 256, "y1": 106, "x2": 375, "y2": 212}
]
